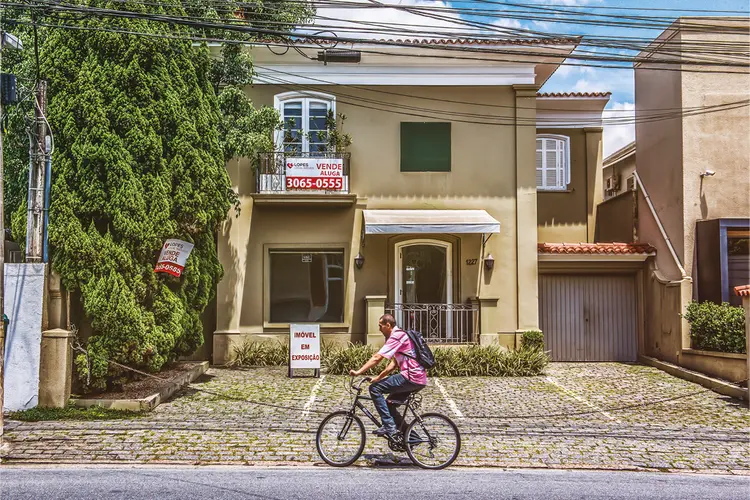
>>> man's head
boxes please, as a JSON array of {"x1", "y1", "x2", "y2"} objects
[{"x1": 378, "y1": 314, "x2": 397, "y2": 338}]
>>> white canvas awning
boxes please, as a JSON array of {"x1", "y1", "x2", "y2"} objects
[{"x1": 363, "y1": 210, "x2": 500, "y2": 234}]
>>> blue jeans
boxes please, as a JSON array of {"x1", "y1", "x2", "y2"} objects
[{"x1": 369, "y1": 374, "x2": 425, "y2": 432}]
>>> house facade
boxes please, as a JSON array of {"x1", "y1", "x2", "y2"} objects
[
  {"x1": 212, "y1": 38, "x2": 623, "y2": 364},
  {"x1": 596, "y1": 17, "x2": 749, "y2": 384}
]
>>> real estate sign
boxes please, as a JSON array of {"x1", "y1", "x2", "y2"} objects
[
  {"x1": 289, "y1": 323, "x2": 321, "y2": 369},
  {"x1": 154, "y1": 239, "x2": 195, "y2": 277},
  {"x1": 285, "y1": 157, "x2": 345, "y2": 191}
]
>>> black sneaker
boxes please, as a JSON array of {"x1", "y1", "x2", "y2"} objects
[{"x1": 373, "y1": 426, "x2": 397, "y2": 437}]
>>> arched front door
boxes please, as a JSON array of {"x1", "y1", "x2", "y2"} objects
[{"x1": 394, "y1": 240, "x2": 453, "y2": 339}]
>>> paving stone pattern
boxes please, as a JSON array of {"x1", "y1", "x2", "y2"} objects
[{"x1": 3, "y1": 363, "x2": 749, "y2": 471}]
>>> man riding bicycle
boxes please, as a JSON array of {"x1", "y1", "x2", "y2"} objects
[{"x1": 349, "y1": 314, "x2": 427, "y2": 438}]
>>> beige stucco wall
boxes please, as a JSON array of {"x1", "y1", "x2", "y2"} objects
[
  {"x1": 635, "y1": 19, "x2": 750, "y2": 281},
  {"x1": 214, "y1": 84, "x2": 541, "y2": 362},
  {"x1": 635, "y1": 53, "x2": 685, "y2": 279},
  {"x1": 536, "y1": 127, "x2": 603, "y2": 243},
  {"x1": 603, "y1": 153, "x2": 636, "y2": 200}
]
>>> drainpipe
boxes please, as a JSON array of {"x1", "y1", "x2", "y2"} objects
[
  {"x1": 42, "y1": 135, "x2": 51, "y2": 262},
  {"x1": 634, "y1": 171, "x2": 689, "y2": 279}
]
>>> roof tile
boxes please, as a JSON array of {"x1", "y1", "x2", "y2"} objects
[
  {"x1": 537, "y1": 242, "x2": 656, "y2": 255},
  {"x1": 537, "y1": 92, "x2": 612, "y2": 98}
]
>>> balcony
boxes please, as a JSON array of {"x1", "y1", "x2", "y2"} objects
[
  {"x1": 256, "y1": 152, "x2": 351, "y2": 199},
  {"x1": 386, "y1": 302, "x2": 479, "y2": 344}
]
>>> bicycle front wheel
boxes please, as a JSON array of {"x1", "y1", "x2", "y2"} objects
[
  {"x1": 405, "y1": 412, "x2": 461, "y2": 470},
  {"x1": 316, "y1": 411, "x2": 366, "y2": 467}
]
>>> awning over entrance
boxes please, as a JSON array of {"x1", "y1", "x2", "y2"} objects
[{"x1": 363, "y1": 209, "x2": 501, "y2": 234}]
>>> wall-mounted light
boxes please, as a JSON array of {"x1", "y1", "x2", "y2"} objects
[
  {"x1": 700, "y1": 170, "x2": 716, "y2": 178},
  {"x1": 354, "y1": 252, "x2": 365, "y2": 270},
  {"x1": 484, "y1": 254, "x2": 495, "y2": 271}
]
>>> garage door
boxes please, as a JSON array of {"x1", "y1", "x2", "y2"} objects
[{"x1": 539, "y1": 274, "x2": 637, "y2": 362}]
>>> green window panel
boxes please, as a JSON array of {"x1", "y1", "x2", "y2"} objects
[{"x1": 400, "y1": 122, "x2": 451, "y2": 172}]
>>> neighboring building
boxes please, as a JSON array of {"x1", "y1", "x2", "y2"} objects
[
  {"x1": 602, "y1": 141, "x2": 636, "y2": 201},
  {"x1": 597, "y1": 17, "x2": 749, "y2": 384},
  {"x1": 213, "y1": 37, "x2": 642, "y2": 365}
]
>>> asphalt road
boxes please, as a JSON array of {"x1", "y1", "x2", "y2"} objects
[{"x1": 1, "y1": 466, "x2": 749, "y2": 500}]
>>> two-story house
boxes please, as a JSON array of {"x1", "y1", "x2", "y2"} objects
[{"x1": 211, "y1": 37, "x2": 647, "y2": 365}]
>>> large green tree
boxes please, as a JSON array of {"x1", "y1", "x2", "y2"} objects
[{"x1": 2, "y1": 0, "x2": 313, "y2": 390}]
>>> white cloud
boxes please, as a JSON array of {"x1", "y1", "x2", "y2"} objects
[
  {"x1": 307, "y1": 0, "x2": 521, "y2": 40},
  {"x1": 603, "y1": 101, "x2": 635, "y2": 158}
]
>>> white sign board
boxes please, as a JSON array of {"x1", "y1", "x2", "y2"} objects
[
  {"x1": 290, "y1": 323, "x2": 321, "y2": 369},
  {"x1": 154, "y1": 239, "x2": 195, "y2": 277},
  {"x1": 285, "y1": 157, "x2": 345, "y2": 191}
]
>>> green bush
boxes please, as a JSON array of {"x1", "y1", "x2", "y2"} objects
[
  {"x1": 228, "y1": 340, "x2": 289, "y2": 367},
  {"x1": 322, "y1": 343, "x2": 389, "y2": 376},
  {"x1": 9, "y1": 404, "x2": 141, "y2": 422},
  {"x1": 428, "y1": 345, "x2": 549, "y2": 377},
  {"x1": 683, "y1": 301, "x2": 746, "y2": 353},
  {"x1": 520, "y1": 330, "x2": 545, "y2": 351},
  {"x1": 228, "y1": 340, "x2": 550, "y2": 377}
]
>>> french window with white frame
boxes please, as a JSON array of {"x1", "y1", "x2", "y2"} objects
[
  {"x1": 536, "y1": 134, "x2": 571, "y2": 191},
  {"x1": 274, "y1": 91, "x2": 335, "y2": 153}
]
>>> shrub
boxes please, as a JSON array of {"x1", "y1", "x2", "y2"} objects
[
  {"x1": 322, "y1": 343, "x2": 389, "y2": 376},
  {"x1": 228, "y1": 340, "x2": 289, "y2": 367},
  {"x1": 228, "y1": 340, "x2": 550, "y2": 377},
  {"x1": 520, "y1": 330, "x2": 545, "y2": 351},
  {"x1": 428, "y1": 345, "x2": 549, "y2": 377},
  {"x1": 683, "y1": 301, "x2": 746, "y2": 354}
]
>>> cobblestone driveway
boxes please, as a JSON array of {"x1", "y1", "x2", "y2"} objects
[{"x1": 3, "y1": 363, "x2": 749, "y2": 472}]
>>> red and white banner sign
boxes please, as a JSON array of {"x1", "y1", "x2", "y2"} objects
[
  {"x1": 154, "y1": 239, "x2": 195, "y2": 277},
  {"x1": 290, "y1": 324, "x2": 321, "y2": 369},
  {"x1": 285, "y1": 157, "x2": 345, "y2": 191}
]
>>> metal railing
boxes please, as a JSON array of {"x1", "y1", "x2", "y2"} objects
[
  {"x1": 386, "y1": 302, "x2": 479, "y2": 344},
  {"x1": 256, "y1": 152, "x2": 351, "y2": 194}
]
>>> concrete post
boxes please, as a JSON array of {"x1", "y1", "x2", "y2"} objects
[
  {"x1": 365, "y1": 296, "x2": 386, "y2": 347},
  {"x1": 477, "y1": 297, "x2": 500, "y2": 346},
  {"x1": 513, "y1": 84, "x2": 540, "y2": 332},
  {"x1": 38, "y1": 328, "x2": 74, "y2": 408},
  {"x1": 584, "y1": 127, "x2": 604, "y2": 243}
]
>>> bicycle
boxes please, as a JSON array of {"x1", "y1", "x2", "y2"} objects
[{"x1": 315, "y1": 377, "x2": 461, "y2": 470}]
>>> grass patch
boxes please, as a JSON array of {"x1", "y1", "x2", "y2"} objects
[{"x1": 8, "y1": 404, "x2": 142, "y2": 422}]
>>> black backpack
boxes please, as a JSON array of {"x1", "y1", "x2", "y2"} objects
[{"x1": 404, "y1": 329, "x2": 436, "y2": 369}]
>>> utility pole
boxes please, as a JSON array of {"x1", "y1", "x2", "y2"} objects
[{"x1": 25, "y1": 80, "x2": 46, "y2": 262}]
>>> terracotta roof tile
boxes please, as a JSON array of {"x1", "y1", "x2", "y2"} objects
[
  {"x1": 255, "y1": 37, "x2": 579, "y2": 47},
  {"x1": 734, "y1": 285, "x2": 750, "y2": 297},
  {"x1": 537, "y1": 242, "x2": 656, "y2": 255},
  {"x1": 537, "y1": 92, "x2": 612, "y2": 98}
]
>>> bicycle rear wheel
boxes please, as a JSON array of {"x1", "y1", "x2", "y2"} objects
[
  {"x1": 405, "y1": 412, "x2": 461, "y2": 470},
  {"x1": 316, "y1": 411, "x2": 366, "y2": 467}
]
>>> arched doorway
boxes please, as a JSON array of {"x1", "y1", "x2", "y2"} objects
[{"x1": 394, "y1": 239, "x2": 454, "y2": 339}]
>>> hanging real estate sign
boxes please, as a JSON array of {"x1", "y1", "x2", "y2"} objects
[
  {"x1": 285, "y1": 157, "x2": 345, "y2": 191},
  {"x1": 289, "y1": 323, "x2": 321, "y2": 370},
  {"x1": 154, "y1": 239, "x2": 195, "y2": 277}
]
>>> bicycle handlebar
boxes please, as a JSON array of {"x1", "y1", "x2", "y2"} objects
[{"x1": 351, "y1": 376, "x2": 372, "y2": 391}]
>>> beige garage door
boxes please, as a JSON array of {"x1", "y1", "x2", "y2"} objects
[{"x1": 539, "y1": 274, "x2": 637, "y2": 362}]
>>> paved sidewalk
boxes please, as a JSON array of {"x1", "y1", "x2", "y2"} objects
[{"x1": 3, "y1": 363, "x2": 749, "y2": 471}]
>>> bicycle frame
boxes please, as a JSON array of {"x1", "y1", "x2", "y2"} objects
[{"x1": 342, "y1": 380, "x2": 423, "y2": 445}]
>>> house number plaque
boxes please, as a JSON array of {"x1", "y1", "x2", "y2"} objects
[{"x1": 466, "y1": 259, "x2": 478, "y2": 265}]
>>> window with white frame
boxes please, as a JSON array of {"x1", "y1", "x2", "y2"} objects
[
  {"x1": 275, "y1": 92, "x2": 334, "y2": 154},
  {"x1": 536, "y1": 135, "x2": 570, "y2": 191}
]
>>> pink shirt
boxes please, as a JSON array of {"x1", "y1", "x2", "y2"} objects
[{"x1": 378, "y1": 328, "x2": 428, "y2": 385}]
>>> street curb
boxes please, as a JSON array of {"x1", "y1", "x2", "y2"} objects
[
  {"x1": 639, "y1": 355, "x2": 748, "y2": 401},
  {"x1": 1, "y1": 459, "x2": 748, "y2": 475},
  {"x1": 70, "y1": 361, "x2": 209, "y2": 412}
]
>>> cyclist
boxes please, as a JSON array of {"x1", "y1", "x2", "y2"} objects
[{"x1": 349, "y1": 313, "x2": 427, "y2": 438}]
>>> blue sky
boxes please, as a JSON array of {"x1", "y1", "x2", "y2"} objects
[{"x1": 314, "y1": 0, "x2": 749, "y2": 156}]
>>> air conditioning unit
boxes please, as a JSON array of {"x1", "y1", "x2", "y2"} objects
[{"x1": 605, "y1": 175, "x2": 621, "y2": 192}]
